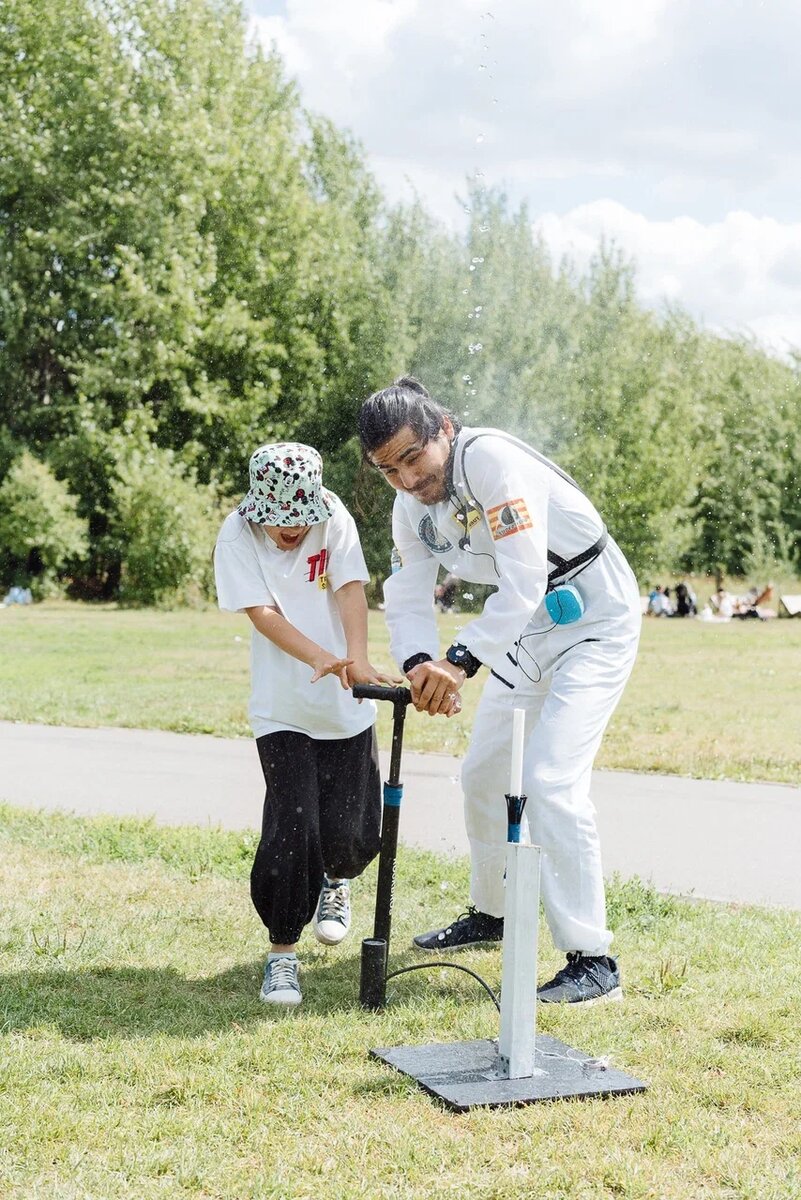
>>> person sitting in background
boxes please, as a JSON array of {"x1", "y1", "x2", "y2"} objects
[
  {"x1": 732, "y1": 587, "x2": 762, "y2": 619},
  {"x1": 647, "y1": 585, "x2": 673, "y2": 617},
  {"x1": 673, "y1": 582, "x2": 697, "y2": 617},
  {"x1": 732, "y1": 583, "x2": 776, "y2": 620},
  {"x1": 710, "y1": 588, "x2": 734, "y2": 619}
]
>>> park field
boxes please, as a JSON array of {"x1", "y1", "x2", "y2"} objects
[
  {"x1": 1, "y1": 805, "x2": 799, "y2": 1200},
  {"x1": 1, "y1": 601, "x2": 800, "y2": 784}
]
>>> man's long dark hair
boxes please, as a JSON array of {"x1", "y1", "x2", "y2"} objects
[{"x1": 357, "y1": 376, "x2": 462, "y2": 458}]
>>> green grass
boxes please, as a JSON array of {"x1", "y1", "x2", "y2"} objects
[
  {"x1": 1, "y1": 806, "x2": 799, "y2": 1199},
  {"x1": 1, "y1": 599, "x2": 800, "y2": 783}
]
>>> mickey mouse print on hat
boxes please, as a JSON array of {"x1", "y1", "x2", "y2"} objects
[{"x1": 237, "y1": 443, "x2": 334, "y2": 527}]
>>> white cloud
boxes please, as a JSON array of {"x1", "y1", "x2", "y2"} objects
[
  {"x1": 246, "y1": 0, "x2": 801, "y2": 348},
  {"x1": 249, "y1": 0, "x2": 801, "y2": 212},
  {"x1": 534, "y1": 202, "x2": 801, "y2": 353}
]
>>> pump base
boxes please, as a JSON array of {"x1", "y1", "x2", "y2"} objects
[{"x1": 371, "y1": 1035, "x2": 647, "y2": 1112}]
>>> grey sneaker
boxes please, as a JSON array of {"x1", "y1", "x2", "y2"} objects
[
  {"x1": 259, "y1": 955, "x2": 302, "y2": 1006},
  {"x1": 537, "y1": 953, "x2": 622, "y2": 1005},
  {"x1": 413, "y1": 906, "x2": 504, "y2": 952},
  {"x1": 313, "y1": 878, "x2": 351, "y2": 946}
]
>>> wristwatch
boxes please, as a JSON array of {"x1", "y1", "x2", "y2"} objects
[{"x1": 445, "y1": 642, "x2": 482, "y2": 678}]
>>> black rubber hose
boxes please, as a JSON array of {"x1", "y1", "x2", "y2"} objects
[{"x1": 385, "y1": 961, "x2": 501, "y2": 1012}]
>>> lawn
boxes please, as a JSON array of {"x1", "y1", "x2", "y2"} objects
[
  {"x1": 1, "y1": 805, "x2": 799, "y2": 1200},
  {"x1": 1, "y1": 601, "x2": 800, "y2": 783}
]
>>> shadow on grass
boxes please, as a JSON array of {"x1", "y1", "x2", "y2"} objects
[{"x1": 0, "y1": 947, "x2": 491, "y2": 1040}]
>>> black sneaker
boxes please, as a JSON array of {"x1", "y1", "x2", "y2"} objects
[
  {"x1": 413, "y1": 906, "x2": 504, "y2": 952},
  {"x1": 537, "y1": 953, "x2": 622, "y2": 1005}
]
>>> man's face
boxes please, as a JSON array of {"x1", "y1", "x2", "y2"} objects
[
  {"x1": 264, "y1": 524, "x2": 311, "y2": 552},
  {"x1": 370, "y1": 419, "x2": 453, "y2": 505}
]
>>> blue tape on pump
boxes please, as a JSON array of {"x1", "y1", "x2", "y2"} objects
[
  {"x1": 508, "y1": 822, "x2": 522, "y2": 844},
  {"x1": 383, "y1": 784, "x2": 403, "y2": 807}
]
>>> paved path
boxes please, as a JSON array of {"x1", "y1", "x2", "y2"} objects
[{"x1": 2, "y1": 721, "x2": 800, "y2": 909}]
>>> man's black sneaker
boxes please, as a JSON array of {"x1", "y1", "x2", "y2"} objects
[
  {"x1": 537, "y1": 953, "x2": 622, "y2": 1005},
  {"x1": 413, "y1": 906, "x2": 504, "y2": 952}
]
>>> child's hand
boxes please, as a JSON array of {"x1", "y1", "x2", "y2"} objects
[
  {"x1": 310, "y1": 653, "x2": 354, "y2": 689},
  {"x1": 346, "y1": 659, "x2": 403, "y2": 689}
]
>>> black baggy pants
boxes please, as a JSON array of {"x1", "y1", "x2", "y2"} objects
[{"x1": 251, "y1": 726, "x2": 381, "y2": 945}]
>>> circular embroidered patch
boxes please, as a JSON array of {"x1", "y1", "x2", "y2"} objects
[{"x1": 418, "y1": 514, "x2": 453, "y2": 554}]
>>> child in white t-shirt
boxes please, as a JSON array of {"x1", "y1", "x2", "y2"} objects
[{"x1": 214, "y1": 442, "x2": 393, "y2": 1007}]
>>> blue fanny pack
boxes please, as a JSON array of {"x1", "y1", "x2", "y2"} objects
[
  {"x1": 545, "y1": 583, "x2": 585, "y2": 625},
  {"x1": 544, "y1": 528, "x2": 608, "y2": 624}
]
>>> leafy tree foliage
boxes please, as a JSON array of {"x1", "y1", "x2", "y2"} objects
[
  {"x1": 0, "y1": 452, "x2": 88, "y2": 593},
  {"x1": 1, "y1": 0, "x2": 799, "y2": 601},
  {"x1": 110, "y1": 424, "x2": 222, "y2": 606},
  {"x1": 0, "y1": 0, "x2": 394, "y2": 598}
]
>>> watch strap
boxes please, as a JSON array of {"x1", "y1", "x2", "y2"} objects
[{"x1": 403, "y1": 652, "x2": 433, "y2": 675}]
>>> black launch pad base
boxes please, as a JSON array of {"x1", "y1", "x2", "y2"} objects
[{"x1": 371, "y1": 1035, "x2": 648, "y2": 1113}]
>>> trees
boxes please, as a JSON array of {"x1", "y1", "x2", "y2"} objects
[
  {"x1": 0, "y1": 0, "x2": 394, "y2": 599},
  {"x1": 1, "y1": 0, "x2": 799, "y2": 600},
  {"x1": 685, "y1": 335, "x2": 801, "y2": 578},
  {"x1": 0, "y1": 453, "x2": 88, "y2": 594}
]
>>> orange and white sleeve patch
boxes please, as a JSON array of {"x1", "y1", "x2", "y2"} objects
[{"x1": 487, "y1": 498, "x2": 533, "y2": 540}]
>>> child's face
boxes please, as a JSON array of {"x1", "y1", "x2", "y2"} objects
[{"x1": 264, "y1": 524, "x2": 312, "y2": 552}]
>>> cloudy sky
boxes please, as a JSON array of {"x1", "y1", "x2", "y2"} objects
[{"x1": 247, "y1": 0, "x2": 801, "y2": 354}]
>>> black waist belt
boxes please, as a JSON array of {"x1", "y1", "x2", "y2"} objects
[{"x1": 547, "y1": 527, "x2": 608, "y2": 589}]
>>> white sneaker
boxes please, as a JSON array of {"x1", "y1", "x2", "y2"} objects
[
  {"x1": 313, "y1": 878, "x2": 351, "y2": 945},
  {"x1": 259, "y1": 955, "x2": 302, "y2": 1006}
]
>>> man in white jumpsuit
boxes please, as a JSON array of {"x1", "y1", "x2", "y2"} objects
[{"x1": 358, "y1": 377, "x2": 641, "y2": 1004}]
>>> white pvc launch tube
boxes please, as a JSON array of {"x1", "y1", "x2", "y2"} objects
[
  {"x1": 498, "y1": 706, "x2": 541, "y2": 1079},
  {"x1": 510, "y1": 708, "x2": 525, "y2": 797},
  {"x1": 498, "y1": 841, "x2": 541, "y2": 1079}
]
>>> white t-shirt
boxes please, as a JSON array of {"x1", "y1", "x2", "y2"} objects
[{"x1": 214, "y1": 493, "x2": 376, "y2": 740}]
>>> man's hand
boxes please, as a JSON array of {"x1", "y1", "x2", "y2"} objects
[
  {"x1": 407, "y1": 659, "x2": 465, "y2": 717},
  {"x1": 310, "y1": 652, "x2": 354, "y2": 689}
]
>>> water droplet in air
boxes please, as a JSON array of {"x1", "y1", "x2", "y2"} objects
[
  {"x1": 471, "y1": 257, "x2": 484, "y2": 264},
  {"x1": 479, "y1": 223, "x2": 490, "y2": 232},
  {"x1": 476, "y1": 133, "x2": 485, "y2": 144}
]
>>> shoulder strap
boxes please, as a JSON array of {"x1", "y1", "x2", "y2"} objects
[{"x1": 455, "y1": 431, "x2": 607, "y2": 584}]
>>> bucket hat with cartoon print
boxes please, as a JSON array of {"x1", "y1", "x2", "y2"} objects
[{"x1": 237, "y1": 443, "x2": 334, "y2": 527}]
